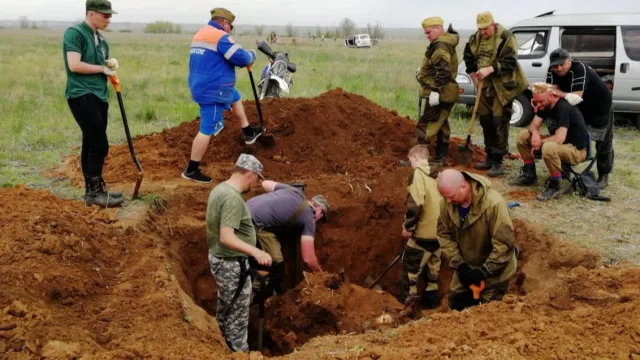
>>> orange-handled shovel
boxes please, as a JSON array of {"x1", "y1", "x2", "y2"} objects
[
  {"x1": 108, "y1": 75, "x2": 143, "y2": 199},
  {"x1": 470, "y1": 280, "x2": 486, "y2": 300}
]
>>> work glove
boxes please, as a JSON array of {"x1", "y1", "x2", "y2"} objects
[
  {"x1": 102, "y1": 65, "x2": 116, "y2": 77},
  {"x1": 457, "y1": 263, "x2": 486, "y2": 288},
  {"x1": 429, "y1": 91, "x2": 440, "y2": 106},
  {"x1": 564, "y1": 93, "x2": 583, "y2": 106},
  {"x1": 105, "y1": 58, "x2": 119, "y2": 70}
]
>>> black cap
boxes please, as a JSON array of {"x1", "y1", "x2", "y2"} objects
[{"x1": 549, "y1": 48, "x2": 570, "y2": 66}]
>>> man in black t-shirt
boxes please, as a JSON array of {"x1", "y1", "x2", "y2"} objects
[
  {"x1": 546, "y1": 48, "x2": 614, "y2": 189},
  {"x1": 511, "y1": 84, "x2": 588, "y2": 201}
]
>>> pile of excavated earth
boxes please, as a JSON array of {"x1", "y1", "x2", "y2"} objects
[{"x1": 3, "y1": 89, "x2": 639, "y2": 359}]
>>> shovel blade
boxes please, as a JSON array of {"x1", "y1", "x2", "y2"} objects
[
  {"x1": 454, "y1": 146, "x2": 473, "y2": 166},
  {"x1": 258, "y1": 134, "x2": 276, "y2": 148}
]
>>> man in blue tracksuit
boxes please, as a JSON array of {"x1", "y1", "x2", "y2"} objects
[{"x1": 183, "y1": 7, "x2": 262, "y2": 183}]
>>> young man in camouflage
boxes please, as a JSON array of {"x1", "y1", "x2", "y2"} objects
[
  {"x1": 400, "y1": 145, "x2": 443, "y2": 310},
  {"x1": 207, "y1": 154, "x2": 272, "y2": 352},
  {"x1": 62, "y1": 0, "x2": 123, "y2": 207},
  {"x1": 415, "y1": 17, "x2": 460, "y2": 163},
  {"x1": 436, "y1": 169, "x2": 517, "y2": 311},
  {"x1": 463, "y1": 11, "x2": 528, "y2": 177}
]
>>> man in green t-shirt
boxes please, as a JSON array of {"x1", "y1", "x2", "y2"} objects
[
  {"x1": 207, "y1": 153, "x2": 272, "y2": 352},
  {"x1": 62, "y1": 0, "x2": 122, "y2": 208}
]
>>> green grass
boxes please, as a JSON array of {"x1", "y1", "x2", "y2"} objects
[{"x1": 0, "y1": 30, "x2": 442, "y2": 188}]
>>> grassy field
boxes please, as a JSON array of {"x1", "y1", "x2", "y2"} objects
[
  {"x1": 0, "y1": 29, "x2": 456, "y2": 188},
  {"x1": 1, "y1": 28, "x2": 639, "y2": 264}
]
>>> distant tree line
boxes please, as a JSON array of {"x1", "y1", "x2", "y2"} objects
[{"x1": 144, "y1": 21, "x2": 182, "y2": 34}]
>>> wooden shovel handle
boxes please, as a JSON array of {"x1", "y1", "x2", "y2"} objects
[{"x1": 467, "y1": 79, "x2": 484, "y2": 136}]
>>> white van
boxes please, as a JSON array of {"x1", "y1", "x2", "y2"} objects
[
  {"x1": 456, "y1": 12, "x2": 640, "y2": 128},
  {"x1": 345, "y1": 34, "x2": 372, "y2": 48}
]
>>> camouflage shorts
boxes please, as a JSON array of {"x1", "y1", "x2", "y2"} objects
[{"x1": 209, "y1": 253, "x2": 252, "y2": 352}]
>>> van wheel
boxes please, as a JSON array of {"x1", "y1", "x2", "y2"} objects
[
  {"x1": 634, "y1": 114, "x2": 640, "y2": 130},
  {"x1": 510, "y1": 94, "x2": 533, "y2": 127}
]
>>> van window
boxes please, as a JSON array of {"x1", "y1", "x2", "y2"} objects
[
  {"x1": 514, "y1": 30, "x2": 549, "y2": 59},
  {"x1": 561, "y1": 28, "x2": 615, "y2": 57},
  {"x1": 621, "y1": 26, "x2": 640, "y2": 61}
]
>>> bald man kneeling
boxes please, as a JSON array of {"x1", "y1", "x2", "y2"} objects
[{"x1": 436, "y1": 169, "x2": 517, "y2": 311}]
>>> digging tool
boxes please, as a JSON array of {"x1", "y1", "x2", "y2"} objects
[
  {"x1": 108, "y1": 75, "x2": 143, "y2": 199},
  {"x1": 368, "y1": 248, "x2": 404, "y2": 289},
  {"x1": 247, "y1": 65, "x2": 276, "y2": 147},
  {"x1": 454, "y1": 79, "x2": 484, "y2": 166},
  {"x1": 469, "y1": 279, "x2": 486, "y2": 307},
  {"x1": 255, "y1": 269, "x2": 269, "y2": 351}
]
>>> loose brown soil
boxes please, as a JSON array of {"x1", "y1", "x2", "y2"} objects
[{"x1": 4, "y1": 89, "x2": 638, "y2": 359}]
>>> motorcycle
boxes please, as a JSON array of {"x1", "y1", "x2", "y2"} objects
[{"x1": 256, "y1": 40, "x2": 296, "y2": 100}]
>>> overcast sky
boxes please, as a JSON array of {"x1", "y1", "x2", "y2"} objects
[{"x1": 1, "y1": 0, "x2": 639, "y2": 28}]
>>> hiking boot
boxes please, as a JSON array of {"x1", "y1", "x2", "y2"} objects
[
  {"x1": 431, "y1": 139, "x2": 449, "y2": 164},
  {"x1": 100, "y1": 178, "x2": 123, "y2": 198},
  {"x1": 597, "y1": 173, "x2": 609, "y2": 189},
  {"x1": 182, "y1": 168, "x2": 212, "y2": 183},
  {"x1": 85, "y1": 176, "x2": 124, "y2": 208},
  {"x1": 487, "y1": 163, "x2": 505, "y2": 177},
  {"x1": 510, "y1": 163, "x2": 537, "y2": 186},
  {"x1": 244, "y1": 126, "x2": 264, "y2": 145},
  {"x1": 475, "y1": 157, "x2": 493, "y2": 170},
  {"x1": 536, "y1": 177, "x2": 562, "y2": 201},
  {"x1": 420, "y1": 290, "x2": 440, "y2": 309}
]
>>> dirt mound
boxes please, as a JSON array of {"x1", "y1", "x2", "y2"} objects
[
  {"x1": 9, "y1": 88, "x2": 639, "y2": 359},
  {"x1": 289, "y1": 265, "x2": 640, "y2": 360},
  {"x1": 0, "y1": 186, "x2": 227, "y2": 358},
  {"x1": 53, "y1": 88, "x2": 485, "y2": 187}
]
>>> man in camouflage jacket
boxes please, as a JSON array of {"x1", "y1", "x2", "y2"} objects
[
  {"x1": 416, "y1": 16, "x2": 460, "y2": 163},
  {"x1": 436, "y1": 169, "x2": 517, "y2": 311},
  {"x1": 463, "y1": 11, "x2": 528, "y2": 177}
]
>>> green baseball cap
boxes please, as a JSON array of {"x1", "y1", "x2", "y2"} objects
[
  {"x1": 210, "y1": 7, "x2": 235, "y2": 23},
  {"x1": 86, "y1": 0, "x2": 117, "y2": 15}
]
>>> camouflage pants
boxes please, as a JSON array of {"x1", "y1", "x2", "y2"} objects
[
  {"x1": 416, "y1": 102, "x2": 454, "y2": 145},
  {"x1": 209, "y1": 253, "x2": 252, "y2": 352},
  {"x1": 477, "y1": 85, "x2": 513, "y2": 160},
  {"x1": 400, "y1": 237, "x2": 441, "y2": 303}
]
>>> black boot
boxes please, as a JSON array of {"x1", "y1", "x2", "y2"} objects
[
  {"x1": 85, "y1": 176, "x2": 124, "y2": 208},
  {"x1": 475, "y1": 150, "x2": 493, "y2": 170},
  {"x1": 100, "y1": 177, "x2": 123, "y2": 199},
  {"x1": 431, "y1": 134, "x2": 449, "y2": 164},
  {"x1": 420, "y1": 289, "x2": 440, "y2": 309},
  {"x1": 597, "y1": 173, "x2": 609, "y2": 189},
  {"x1": 487, "y1": 154, "x2": 505, "y2": 177},
  {"x1": 510, "y1": 163, "x2": 537, "y2": 186},
  {"x1": 536, "y1": 177, "x2": 562, "y2": 201}
]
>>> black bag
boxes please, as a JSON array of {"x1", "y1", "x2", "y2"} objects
[{"x1": 573, "y1": 170, "x2": 610, "y2": 202}]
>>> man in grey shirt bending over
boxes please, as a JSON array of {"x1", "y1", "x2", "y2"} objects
[{"x1": 247, "y1": 181, "x2": 329, "y2": 293}]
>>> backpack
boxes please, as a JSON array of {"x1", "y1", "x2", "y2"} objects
[{"x1": 573, "y1": 171, "x2": 610, "y2": 202}]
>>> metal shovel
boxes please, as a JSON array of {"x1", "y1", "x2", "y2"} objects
[
  {"x1": 108, "y1": 75, "x2": 143, "y2": 199},
  {"x1": 454, "y1": 79, "x2": 484, "y2": 166},
  {"x1": 247, "y1": 65, "x2": 276, "y2": 147}
]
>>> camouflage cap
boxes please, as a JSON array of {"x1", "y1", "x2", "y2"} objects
[
  {"x1": 235, "y1": 153, "x2": 264, "y2": 179},
  {"x1": 210, "y1": 7, "x2": 235, "y2": 23},
  {"x1": 476, "y1": 11, "x2": 494, "y2": 29},
  {"x1": 311, "y1": 195, "x2": 330, "y2": 220},
  {"x1": 421, "y1": 17, "x2": 444, "y2": 29},
  {"x1": 86, "y1": 0, "x2": 117, "y2": 14}
]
